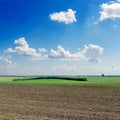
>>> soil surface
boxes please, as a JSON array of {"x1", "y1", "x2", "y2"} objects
[{"x1": 0, "y1": 84, "x2": 120, "y2": 120}]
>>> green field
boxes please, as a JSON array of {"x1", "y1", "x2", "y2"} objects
[{"x1": 0, "y1": 76, "x2": 120, "y2": 85}]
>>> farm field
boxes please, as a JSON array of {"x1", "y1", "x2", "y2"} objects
[
  {"x1": 0, "y1": 76, "x2": 120, "y2": 85},
  {"x1": 0, "y1": 76, "x2": 120, "y2": 120}
]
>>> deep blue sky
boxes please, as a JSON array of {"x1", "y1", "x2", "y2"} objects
[{"x1": 0, "y1": 0, "x2": 120, "y2": 75}]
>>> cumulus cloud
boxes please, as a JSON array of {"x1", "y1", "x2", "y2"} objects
[
  {"x1": 49, "y1": 45, "x2": 84, "y2": 60},
  {"x1": 5, "y1": 38, "x2": 103, "y2": 63},
  {"x1": 38, "y1": 48, "x2": 48, "y2": 53},
  {"x1": 4, "y1": 48, "x2": 16, "y2": 53},
  {"x1": 5, "y1": 38, "x2": 48, "y2": 60},
  {"x1": 82, "y1": 44, "x2": 103, "y2": 62},
  {"x1": 100, "y1": 2, "x2": 120, "y2": 21},
  {"x1": 50, "y1": 9, "x2": 77, "y2": 24},
  {"x1": 14, "y1": 38, "x2": 41, "y2": 57},
  {"x1": 49, "y1": 44, "x2": 103, "y2": 62}
]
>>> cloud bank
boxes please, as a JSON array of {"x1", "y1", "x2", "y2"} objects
[
  {"x1": 50, "y1": 9, "x2": 77, "y2": 24},
  {"x1": 5, "y1": 38, "x2": 104, "y2": 63}
]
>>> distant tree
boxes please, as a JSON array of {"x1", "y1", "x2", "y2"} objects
[{"x1": 101, "y1": 74, "x2": 104, "y2": 77}]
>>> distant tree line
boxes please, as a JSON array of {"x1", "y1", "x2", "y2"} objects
[
  {"x1": 34, "y1": 76, "x2": 87, "y2": 81},
  {"x1": 13, "y1": 76, "x2": 87, "y2": 81}
]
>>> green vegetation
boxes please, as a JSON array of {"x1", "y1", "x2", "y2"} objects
[
  {"x1": 86, "y1": 76, "x2": 120, "y2": 85},
  {"x1": 13, "y1": 76, "x2": 87, "y2": 83},
  {"x1": 0, "y1": 76, "x2": 120, "y2": 85},
  {"x1": 0, "y1": 76, "x2": 23, "y2": 83},
  {"x1": 0, "y1": 116, "x2": 13, "y2": 120}
]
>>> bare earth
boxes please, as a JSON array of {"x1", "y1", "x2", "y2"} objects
[{"x1": 0, "y1": 84, "x2": 120, "y2": 120}]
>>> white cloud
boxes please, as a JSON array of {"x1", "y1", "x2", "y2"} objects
[
  {"x1": 50, "y1": 9, "x2": 77, "y2": 24},
  {"x1": 14, "y1": 38, "x2": 41, "y2": 57},
  {"x1": 82, "y1": 44, "x2": 103, "y2": 62},
  {"x1": 49, "y1": 45, "x2": 84, "y2": 60},
  {"x1": 38, "y1": 48, "x2": 48, "y2": 53},
  {"x1": 49, "y1": 45, "x2": 71, "y2": 58},
  {"x1": 5, "y1": 38, "x2": 48, "y2": 60},
  {"x1": 100, "y1": 2, "x2": 120, "y2": 21},
  {"x1": 49, "y1": 44, "x2": 103, "y2": 62},
  {"x1": 0, "y1": 55, "x2": 15, "y2": 65},
  {"x1": 5, "y1": 38, "x2": 103, "y2": 63},
  {"x1": 4, "y1": 48, "x2": 16, "y2": 53}
]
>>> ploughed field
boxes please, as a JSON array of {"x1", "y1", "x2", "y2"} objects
[{"x1": 0, "y1": 76, "x2": 120, "y2": 120}]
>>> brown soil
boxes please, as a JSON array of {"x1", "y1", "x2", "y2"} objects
[{"x1": 0, "y1": 84, "x2": 120, "y2": 120}]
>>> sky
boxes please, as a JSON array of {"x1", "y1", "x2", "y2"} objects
[{"x1": 0, "y1": 0, "x2": 120, "y2": 75}]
